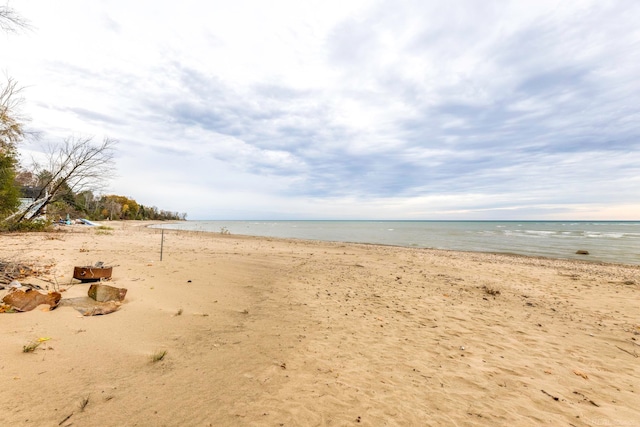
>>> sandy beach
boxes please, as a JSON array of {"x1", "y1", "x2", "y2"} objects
[{"x1": 1, "y1": 222, "x2": 639, "y2": 426}]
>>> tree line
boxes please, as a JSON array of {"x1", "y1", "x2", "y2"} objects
[
  {"x1": 16, "y1": 167, "x2": 186, "y2": 221},
  {"x1": 63, "y1": 191, "x2": 186, "y2": 221}
]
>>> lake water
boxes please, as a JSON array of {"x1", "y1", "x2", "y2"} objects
[{"x1": 153, "y1": 220, "x2": 640, "y2": 265}]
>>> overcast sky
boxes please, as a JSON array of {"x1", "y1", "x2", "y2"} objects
[{"x1": 3, "y1": 0, "x2": 640, "y2": 220}]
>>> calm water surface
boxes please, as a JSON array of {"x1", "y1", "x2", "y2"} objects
[{"x1": 154, "y1": 221, "x2": 640, "y2": 265}]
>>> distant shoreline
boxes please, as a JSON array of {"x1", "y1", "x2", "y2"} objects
[{"x1": 151, "y1": 220, "x2": 640, "y2": 266}]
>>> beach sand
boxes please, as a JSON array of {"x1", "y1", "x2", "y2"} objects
[{"x1": 1, "y1": 222, "x2": 639, "y2": 426}]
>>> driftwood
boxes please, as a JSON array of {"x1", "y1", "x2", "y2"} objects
[{"x1": 1, "y1": 261, "x2": 39, "y2": 284}]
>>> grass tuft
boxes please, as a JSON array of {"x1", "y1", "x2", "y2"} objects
[
  {"x1": 482, "y1": 285, "x2": 501, "y2": 296},
  {"x1": 23, "y1": 341, "x2": 41, "y2": 353},
  {"x1": 150, "y1": 350, "x2": 167, "y2": 363},
  {"x1": 79, "y1": 395, "x2": 90, "y2": 411}
]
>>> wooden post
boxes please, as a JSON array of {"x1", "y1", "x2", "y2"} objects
[{"x1": 160, "y1": 229, "x2": 164, "y2": 261}]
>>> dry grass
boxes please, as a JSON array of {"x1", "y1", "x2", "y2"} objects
[
  {"x1": 1, "y1": 257, "x2": 54, "y2": 285},
  {"x1": 22, "y1": 341, "x2": 41, "y2": 353},
  {"x1": 482, "y1": 285, "x2": 501, "y2": 296},
  {"x1": 79, "y1": 396, "x2": 90, "y2": 411},
  {"x1": 150, "y1": 350, "x2": 167, "y2": 363}
]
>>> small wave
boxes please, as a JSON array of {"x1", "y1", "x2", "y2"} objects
[
  {"x1": 523, "y1": 230, "x2": 555, "y2": 236},
  {"x1": 585, "y1": 232, "x2": 624, "y2": 239}
]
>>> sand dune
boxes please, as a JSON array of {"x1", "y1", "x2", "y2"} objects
[{"x1": 1, "y1": 222, "x2": 639, "y2": 426}]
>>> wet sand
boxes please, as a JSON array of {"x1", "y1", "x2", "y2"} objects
[{"x1": 1, "y1": 222, "x2": 639, "y2": 426}]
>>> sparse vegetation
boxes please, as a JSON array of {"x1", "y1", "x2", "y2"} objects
[
  {"x1": 2, "y1": 218, "x2": 52, "y2": 232},
  {"x1": 79, "y1": 395, "x2": 90, "y2": 412},
  {"x1": 482, "y1": 285, "x2": 501, "y2": 296},
  {"x1": 150, "y1": 350, "x2": 167, "y2": 362},
  {"x1": 22, "y1": 341, "x2": 41, "y2": 353}
]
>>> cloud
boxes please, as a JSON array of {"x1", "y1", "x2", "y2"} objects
[{"x1": 5, "y1": 0, "x2": 640, "y2": 219}]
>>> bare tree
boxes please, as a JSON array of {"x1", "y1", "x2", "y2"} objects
[
  {"x1": 13, "y1": 136, "x2": 117, "y2": 222},
  {"x1": 0, "y1": 5, "x2": 30, "y2": 220},
  {"x1": 0, "y1": 4, "x2": 30, "y2": 33},
  {"x1": 0, "y1": 76, "x2": 25, "y2": 154}
]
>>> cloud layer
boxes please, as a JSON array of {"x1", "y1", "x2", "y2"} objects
[{"x1": 4, "y1": 0, "x2": 640, "y2": 219}]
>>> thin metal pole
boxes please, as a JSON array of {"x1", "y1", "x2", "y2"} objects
[{"x1": 160, "y1": 229, "x2": 164, "y2": 261}]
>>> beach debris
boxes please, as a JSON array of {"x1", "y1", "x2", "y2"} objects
[
  {"x1": 575, "y1": 250, "x2": 590, "y2": 255},
  {"x1": 79, "y1": 395, "x2": 90, "y2": 412},
  {"x1": 2, "y1": 289, "x2": 61, "y2": 312},
  {"x1": 73, "y1": 262, "x2": 113, "y2": 282},
  {"x1": 54, "y1": 283, "x2": 128, "y2": 316},
  {"x1": 59, "y1": 297, "x2": 122, "y2": 316},
  {"x1": 540, "y1": 389, "x2": 560, "y2": 401},
  {"x1": 59, "y1": 412, "x2": 74, "y2": 425},
  {"x1": 88, "y1": 284, "x2": 127, "y2": 302},
  {"x1": 615, "y1": 345, "x2": 639, "y2": 358},
  {"x1": 573, "y1": 369, "x2": 589, "y2": 379},
  {"x1": 482, "y1": 285, "x2": 500, "y2": 296},
  {"x1": 78, "y1": 218, "x2": 98, "y2": 226},
  {"x1": 3, "y1": 280, "x2": 44, "y2": 291},
  {"x1": 79, "y1": 301, "x2": 121, "y2": 316},
  {"x1": 573, "y1": 391, "x2": 599, "y2": 407},
  {"x1": 0, "y1": 304, "x2": 16, "y2": 313},
  {"x1": 1, "y1": 260, "x2": 52, "y2": 285}
]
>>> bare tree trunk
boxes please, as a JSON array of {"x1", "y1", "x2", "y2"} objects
[{"x1": 14, "y1": 136, "x2": 117, "y2": 223}]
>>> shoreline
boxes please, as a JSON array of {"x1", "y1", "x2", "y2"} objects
[
  {"x1": 152, "y1": 222, "x2": 640, "y2": 268},
  {"x1": 1, "y1": 222, "x2": 639, "y2": 425},
  {"x1": 151, "y1": 220, "x2": 640, "y2": 266}
]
